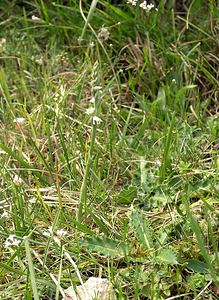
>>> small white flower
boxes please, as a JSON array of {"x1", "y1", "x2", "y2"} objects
[
  {"x1": 155, "y1": 159, "x2": 161, "y2": 166},
  {"x1": 139, "y1": 1, "x2": 155, "y2": 11},
  {"x1": 172, "y1": 79, "x2": 176, "y2": 83},
  {"x1": 89, "y1": 41, "x2": 95, "y2": 48},
  {"x1": 12, "y1": 238, "x2": 21, "y2": 246},
  {"x1": 13, "y1": 174, "x2": 23, "y2": 185},
  {"x1": 31, "y1": 15, "x2": 41, "y2": 21},
  {"x1": 146, "y1": 3, "x2": 155, "y2": 10},
  {"x1": 4, "y1": 240, "x2": 11, "y2": 248},
  {"x1": 13, "y1": 117, "x2": 25, "y2": 124},
  {"x1": 1, "y1": 211, "x2": 9, "y2": 219},
  {"x1": 35, "y1": 57, "x2": 43, "y2": 65},
  {"x1": 98, "y1": 27, "x2": 110, "y2": 41},
  {"x1": 42, "y1": 226, "x2": 53, "y2": 237},
  {"x1": 93, "y1": 116, "x2": 102, "y2": 125},
  {"x1": 0, "y1": 38, "x2": 6, "y2": 45},
  {"x1": 42, "y1": 231, "x2": 50, "y2": 237},
  {"x1": 0, "y1": 38, "x2": 6, "y2": 51},
  {"x1": 139, "y1": 1, "x2": 147, "y2": 9},
  {"x1": 127, "y1": 0, "x2": 137, "y2": 5},
  {"x1": 85, "y1": 107, "x2": 95, "y2": 115},
  {"x1": 60, "y1": 85, "x2": 65, "y2": 97},
  {"x1": 77, "y1": 36, "x2": 83, "y2": 43},
  {"x1": 4, "y1": 234, "x2": 21, "y2": 248},
  {"x1": 56, "y1": 229, "x2": 68, "y2": 239},
  {"x1": 93, "y1": 86, "x2": 102, "y2": 91},
  {"x1": 90, "y1": 97, "x2": 95, "y2": 104}
]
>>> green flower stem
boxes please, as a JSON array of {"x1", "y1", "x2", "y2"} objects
[{"x1": 77, "y1": 122, "x2": 97, "y2": 222}]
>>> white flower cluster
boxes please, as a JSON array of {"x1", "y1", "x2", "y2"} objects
[
  {"x1": 98, "y1": 26, "x2": 110, "y2": 41},
  {"x1": 0, "y1": 38, "x2": 6, "y2": 52},
  {"x1": 127, "y1": 0, "x2": 137, "y2": 5},
  {"x1": 42, "y1": 226, "x2": 68, "y2": 239},
  {"x1": 85, "y1": 105, "x2": 102, "y2": 125},
  {"x1": 4, "y1": 234, "x2": 21, "y2": 248},
  {"x1": 85, "y1": 62, "x2": 102, "y2": 126},
  {"x1": 13, "y1": 117, "x2": 26, "y2": 124},
  {"x1": 31, "y1": 15, "x2": 41, "y2": 21},
  {"x1": 13, "y1": 174, "x2": 23, "y2": 185},
  {"x1": 127, "y1": 0, "x2": 155, "y2": 11},
  {"x1": 1, "y1": 211, "x2": 9, "y2": 219}
]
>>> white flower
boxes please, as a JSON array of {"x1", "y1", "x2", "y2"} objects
[
  {"x1": 31, "y1": 15, "x2": 41, "y2": 21},
  {"x1": 93, "y1": 86, "x2": 102, "y2": 91},
  {"x1": 77, "y1": 36, "x2": 83, "y2": 43},
  {"x1": 85, "y1": 107, "x2": 95, "y2": 115},
  {"x1": 13, "y1": 174, "x2": 23, "y2": 185},
  {"x1": 35, "y1": 57, "x2": 43, "y2": 65},
  {"x1": 13, "y1": 117, "x2": 25, "y2": 124},
  {"x1": 42, "y1": 226, "x2": 53, "y2": 237},
  {"x1": 60, "y1": 85, "x2": 65, "y2": 97},
  {"x1": 0, "y1": 38, "x2": 6, "y2": 51},
  {"x1": 56, "y1": 229, "x2": 68, "y2": 239},
  {"x1": 92, "y1": 116, "x2": 102, "y2": 125},
  {"x1": 0, "y1": 38, "x2": 6, "y2": 45},
  {"x1": 54, "y1": 85, "x2": 66, "y2": 101},
  {"x1": 4, "y1": 234, "x2": 21, "y2": 248},
  {"x1": 98, "y1": 27, "x2": 110, "y2": 41},
  {"x1": 127, "y1": 0, "x2": 137, "y2": 5},
  {"x1": 90, "y1": 97, "x2": 95, "y2": 104},
  {"x1": 139, "y1": 1, "x2": 155, "y2": 11},
  {"x1": 89, "y1": 41, "x2": 95, "y2": 48},
  {"x1": 172, "y1": 79, "x2": 176, "y2": 83},
  {"x1": 147, "y1": 3, "x2": 155, "y2": 11},
  {"x1": 1, "y1": 211, "x2": 9, "y2": 219}
]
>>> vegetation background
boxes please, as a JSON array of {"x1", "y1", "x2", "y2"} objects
[{"x1": 0, "y1": 0, "x2": 218, "y2": 299}]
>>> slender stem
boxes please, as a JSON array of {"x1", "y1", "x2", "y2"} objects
[
  {"x1": 24, "y1": 237, "x2": 40, "y2": 300},
  {"x1": 79, "y1": 0, "x2": 99, "y2": 41},
  {"x1": 77, "y1": 123, "x2": 97, "y2": 222}
]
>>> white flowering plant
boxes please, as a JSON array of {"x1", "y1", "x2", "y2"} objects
[{"x1": 127, "y1": 0, "x2": 155, "y2": 12}]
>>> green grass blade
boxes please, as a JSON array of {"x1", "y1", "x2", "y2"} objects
[
  {"x1": 159, "y1": 113, "x2": 176, "y2": 182},
  {"x1": 80, "y1": 0, "x2": 99, "y2": 40},
  {"x1": 24, "y1": 237, "x2": 40, "y2": 300},
  {"x1": 0, "y1": 140, "x2": 49, "y2": 184},
  {"x1": 183, "y1": 193, "x2": 219, "y2": 286}
]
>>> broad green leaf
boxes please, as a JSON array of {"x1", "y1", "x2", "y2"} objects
[
  {"x1": 81, "y1": 237, "x2": 130, "y2": 258},
  {"x1": 87, "y1": 208, "x2": 110, "y2": 236},
  {"x1": 130, "y1": 209, "x2": 153, "y2": 250},
  {"x1": 118, "y1": 186, "x2": 137, "y2": 205},
  {"x1": 72, "y1": 220, "x2": 94, "y2": 236},
  {"x1": 156, "y1": 248, "x2": 178, "y2": 265},
  {"x1": 187, "y1": 259, "x2": 209, "y2": 274}
]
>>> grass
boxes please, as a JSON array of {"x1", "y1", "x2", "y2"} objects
[{"x1": 0, "y1": 0, "x2": 219, "y2": 299}]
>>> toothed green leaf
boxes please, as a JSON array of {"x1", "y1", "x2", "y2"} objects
[
  {"x1": 130, "y1": 209, "x2": 153, "y2": 250},
  {"x1": 81, "y1": 236, "x2": 130, "y2": 258},
  {"x1": 156, "y1": 248, "x2": 178, "y2": 265}
]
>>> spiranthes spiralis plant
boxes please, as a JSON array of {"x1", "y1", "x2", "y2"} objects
[{"x1": 77, "y1": 61, "x2": 103, "y2": 222}]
